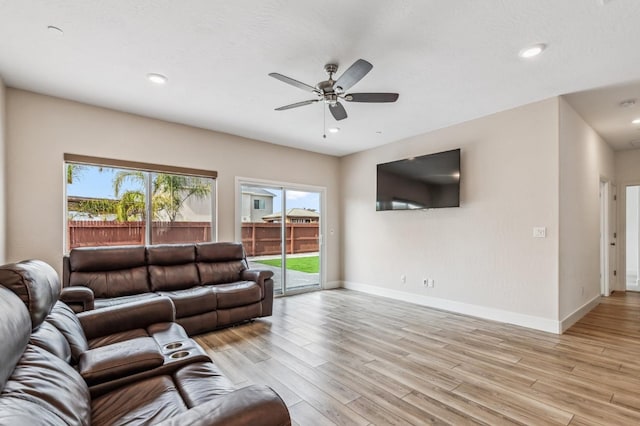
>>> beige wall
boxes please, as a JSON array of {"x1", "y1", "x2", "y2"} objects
[
  {"x1": 6, "y1": 89, "x2": 341, "y2": 283},
  {"x1": 615, "y1": 148, "x2": 640, "y2": 293},
  {"x1": 558, "y1": 98, "x2": 615, "y2": 323},
  {"x1": 340, "y1": 98, "x2": 561, "y2": 331},
  {"x1": 0, "y1": 76, "x2": 5, "y2": 263}
]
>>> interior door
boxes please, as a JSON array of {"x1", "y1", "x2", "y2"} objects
[{"x1": 626, "y1": 185, "x2": 640, "y2": 291}]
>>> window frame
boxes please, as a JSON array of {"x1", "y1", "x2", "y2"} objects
[
  {"x1": 254, "y1": 199, "x2": 266, "y2": 210},
  {"x1": 63, "y1": 154, "x2": 217, "y2": 253}
]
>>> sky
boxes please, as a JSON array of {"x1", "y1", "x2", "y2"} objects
[
  {"x1": 67, "y1": 166, "x2": 127, "y2": 198},
  {"x1": 272, "y1": 189, "x2": 320, "y2": 212},
  {"x1": 67, "y1": 165, "x2": 320, "y2": 212}
]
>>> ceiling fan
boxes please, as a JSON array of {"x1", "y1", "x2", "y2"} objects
[{"x1": 269, "y1": 59, "x2": 399, "y2": 121}]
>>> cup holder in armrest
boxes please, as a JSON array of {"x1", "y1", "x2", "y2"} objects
[
  {"x1": 170, "y1": 351, "x2": 190, "y2": 359},
  {"x1": 164, "y1": 342, "x2": 183, "y2": 351}
]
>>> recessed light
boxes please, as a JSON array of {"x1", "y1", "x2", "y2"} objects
[
  {"x1": 620, "y1": 99, "x2": 637, "y2": 108},
  {"x1": 147, "y1": 73, "x2": 168, "y2": 85},
  {"x1": 632, "y1": 118, "x2": 640, "y2": 125},
  {"x1": 328, "y1": 127, "x2": 340, "y2": 133},
  {"x1": 518, "y1": 43, "x2": 546, "y2": 59},
  {"x1": 47, "y1": 25, "x2": 64, "y2": 35}
]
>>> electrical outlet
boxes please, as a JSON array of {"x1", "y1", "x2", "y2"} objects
[
  {"x1": 428, "y1": 279, "x2": 435, "y2": 288},
  {"x1": 533, "y1": 227, "x2": 547, "y2": 238},
  {"x1": 401, "y1": 274, "x2": 406, "y2": 284}
]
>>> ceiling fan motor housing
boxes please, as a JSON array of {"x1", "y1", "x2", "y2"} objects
[{"x1": 316, "y1": 78, "x2": 338, "y2": 105}]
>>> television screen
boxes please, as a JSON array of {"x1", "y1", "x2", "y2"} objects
[{"x1": 376, "y1": 149, "x2": 460, "y2": 211}]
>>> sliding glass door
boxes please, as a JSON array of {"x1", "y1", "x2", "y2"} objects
[{"x1": 239, "y1": 182, "x2": 322, "y2": 296}]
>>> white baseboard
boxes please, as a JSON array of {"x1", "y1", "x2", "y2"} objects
[
  {"x1": 559, "y1": 295, "x2": 600, "y2": 333},
  {"x1": 340, "y1": 281, "x2": 561, "y2": 334},
  {"x1": 324, "y1": 280, "x2": 342, "y2": 290}
]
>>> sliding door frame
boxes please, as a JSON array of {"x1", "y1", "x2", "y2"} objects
[{"x1": 235, "y1": 176, "x2": 327, "y2": 295}]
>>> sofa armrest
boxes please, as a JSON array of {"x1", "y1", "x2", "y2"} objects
[
  {"x1": 155, "y1": 385, "x2": 290, "y2": 426},
  {"x1": 78, "y1": 296, "x2": 176, "y2": 340},
  {"x1": 79, "y1": 337, "x2": 164, "y2": 386},
  {"x1": 60, "y1": 286, "x2": 95, "y2": 312},
  {"x1": 241, "y1": 269, "x2": 274, "y2": 289}
]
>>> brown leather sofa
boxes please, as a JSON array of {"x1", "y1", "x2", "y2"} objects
[
  {"x1": 62, "y1": 242, "x2": 274, "y2": 335},
  {"x1": 0, "y1": 259, "x2": 290, "y2": 426}
]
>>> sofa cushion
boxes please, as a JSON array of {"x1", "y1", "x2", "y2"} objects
[
  {"x1": 0, "y1": 287, "x2": 31, "y2": 390},
  {"x1": 157, "y1": 286, "x2": 217, "y2": 318},
  {"x1": 69, "y1": 246, "x2": 149, "y2": 298},
  {"x1": 2, "y1": 344, "x2": 91, "y2": 426},
  {"x1": 44, "y1": 301, "x2": 90, "y2": 363},
  {"x1": 44, "y1": 301, "x2": 89, "y2": 364},
  {"x1": 196, "y1": 242, "x2": 245, "y2": 262},
  {"x1": 147, "y1": 244, "x2": 196, "y2": 265},
  {"x1": 196, "y1": 242, "x2": 247, "y2": 285},
  {"x1": 0, "y1": 260, "x2": 60, "y2": 329},
  {"x1": 91, "y1": 375, "x2": 188, "y2": 426},
  {"x1": 29, "y1": 321, "x2": 72, "y2": 364},
  {"x1": 174, "y1": 362, "x2": 234, "y2": 408},
  {"x1": 197, "y1": 262, "x2": 246, "y2": 285},
  {"x1": 149, "y1": 264, "x2": 200, "y2": 292},
  {"x1": 70, "y1": 268, "x2": 150, "y2": 298},
  {"x1": 147, "y1": 245, "x2": 200, "y2": 292},
  {"x1": 70, "y1": 246, "x2": 146, "y2": 272},
  {"x1": 94, "y1": 293, "x2": 160, "y2": 309},
  {"x1": 0, "y1": 398, "x2": 67, "y2": 425},
  {"x1": 208, "y1": 281, "x2": 262, "y2": 309}
]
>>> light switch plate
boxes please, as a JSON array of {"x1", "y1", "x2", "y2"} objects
[{"x1": 533, "y1": 227, "x2": 547, "y2": 238}]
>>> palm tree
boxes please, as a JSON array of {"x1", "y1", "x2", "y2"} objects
[
  {"x1": 115, "y1": 190, "x2": 146, "y2": 222},
  {"x1": 66, "y1": 164, "x2": 86, "y2": 184},
  {"x1": 112, "y1": 171, "x2": 211, "y2": 222}
]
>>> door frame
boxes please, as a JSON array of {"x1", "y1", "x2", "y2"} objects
[
  {"x1": 610, "y1": 184, "x2": 617, "y2": 292},
  {"x1": 600, "y1": 179, "x2": 611, "y2": 296},
  {"x1": 621, "y1": 182, "x2": 640, "y2": 292},
  {"x1": 235, "y1": 176, "x2": 327, "y2": 295}
]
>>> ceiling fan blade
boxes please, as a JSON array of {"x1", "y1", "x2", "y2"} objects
[
  {"x1": 334, "y1": 59, "x2": 373, "y2": 91},
  {"x1": 329, "y1": 102, "x2": 348, "y2": 121},
  {"x1": 275, "y1": 99, "x2": 319, "y2": 111},
  {"x1": 269, "y1": 73, "x2": 317, "y2": 93},
  {"x1": 345, "y1": 93, "x2": 399, "y2": 103}
]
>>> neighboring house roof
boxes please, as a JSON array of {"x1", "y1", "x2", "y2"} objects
[
  {"x1": 242, "y1": 187, "x2": 276, "y2": 198},
  {"x1": 262, "y1": 208, "x2": 319, "y2": 220}
]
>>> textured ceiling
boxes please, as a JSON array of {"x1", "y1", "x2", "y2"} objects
[
  {"x1": 564, "y1": 80, "x2": 640, "y2": 151},
  {"x1": 0, "y1": 0, "x2": 639, "y2": 156}
]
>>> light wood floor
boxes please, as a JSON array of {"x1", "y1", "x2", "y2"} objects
[{"x1": 195, "y1": 290, "x2": 640, "y2": 425}]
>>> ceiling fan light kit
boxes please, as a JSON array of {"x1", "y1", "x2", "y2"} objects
[{"x1": 269, "y1": 59, "x2": 399, "y2": 121}]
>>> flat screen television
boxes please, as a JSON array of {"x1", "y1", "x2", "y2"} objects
[{"x1": 376, "y1": 148, "x2": 460, "y2": 211}]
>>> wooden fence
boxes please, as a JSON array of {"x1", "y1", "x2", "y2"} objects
[
  {"x1": 67, "y1": 221, "x2": 212, "y2": 249},
  {"x1": 67, "y1": 221, "x2": 319, "y2": 256},
  {"x1": 241, "y1": 222, "x2": 319, "y2": 256}
]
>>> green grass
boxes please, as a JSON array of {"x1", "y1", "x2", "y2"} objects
[{"x1": 254, "y1": 256, "x2": 319, "y2": 274}]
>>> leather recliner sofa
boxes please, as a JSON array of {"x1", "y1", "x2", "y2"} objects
[
  {"x1": 62, "y1": 242, "x2": 275, "y2": 335},
  {"x1": 0, "y1": 259, "x2": 290, "y2": 426}
]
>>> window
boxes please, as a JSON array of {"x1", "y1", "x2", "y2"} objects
[
  {"x1": 65, "y1": 155, "x2": 216, "y2": 252},
  {"x1": 254, "y1": 199, "x2": 266, "y2": 210}
]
